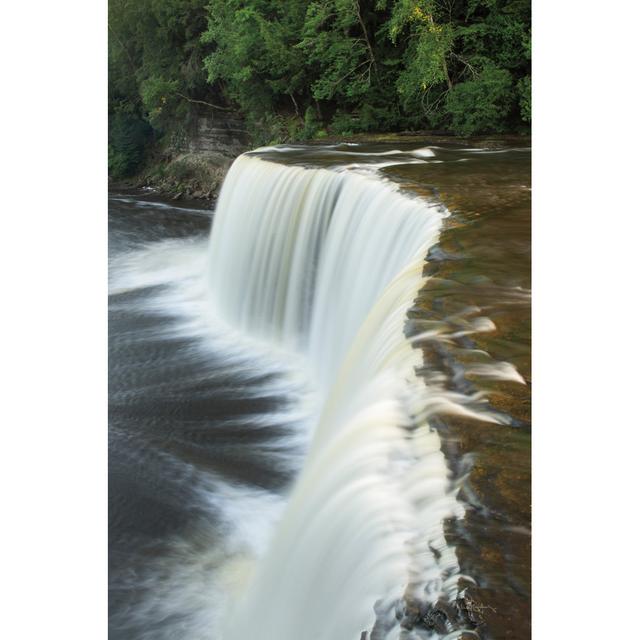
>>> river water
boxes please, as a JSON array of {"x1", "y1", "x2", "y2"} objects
[{"x1": 109, "y1": 140, "x2": 530, "y2": 640}]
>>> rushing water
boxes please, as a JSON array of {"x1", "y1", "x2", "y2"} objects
[{"x1": 109, "y1": 140, "x2": 530, "y2": 640}]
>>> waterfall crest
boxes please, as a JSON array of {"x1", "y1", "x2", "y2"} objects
[{"x1": 207, "y1": 154, "x2": 469, "y2": 639}]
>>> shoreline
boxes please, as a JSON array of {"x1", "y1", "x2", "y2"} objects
[{"x1": 109, "y1": 131, "x2": 531, "y2": 202}]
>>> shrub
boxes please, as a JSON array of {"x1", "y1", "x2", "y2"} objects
[
  {"x1": 445, "y1": 66, "x2": 514, "y2": 136},
  {"x1": 108, "y1": 111, "x2": 153, "y2": 178},
  {"x1": 302, "y1": 106, "x2": 321, "y2": 140},
  {"x1": 329, "y1": 111, "x2": 356, "y2": 136},
  {"x1": 518, "y1": 75, "x2": 531, "y2": 123}
]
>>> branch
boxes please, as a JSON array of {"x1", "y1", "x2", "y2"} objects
[
  {"x1": 288, "y1": 91, "x2": 301, "y2": 119},
  {"x1": 329, "y1": 58, "x2": 371, "y2": 96},
  {"x1": 176, "y1": 92, "x2": 233, "y2": 112},
  {"x1": 353, "y1": 0, "x2": 378, "y2": 76},
  {"x1": 421, "y1": 85, "x2": 450, "y2": 117},
  {"x1": 425, "y1": 14, "x2": 453, "y2": 91},
  {"x1": 450, "y1": 52, "x2": 479, "y2": 79},
  {"x1": 108, "y1": 23, "x2": 137, "y2": 76}
]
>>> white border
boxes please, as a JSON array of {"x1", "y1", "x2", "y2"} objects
[
  {"x1": 2, "y1": 2, "x2": 107, "y2": 639},
  {"x1": 2, "y1": 1, "x2": 639, "y2": 638},
  {"x1": 534, "y1": 1, "x2": 640, "y2": 637}
]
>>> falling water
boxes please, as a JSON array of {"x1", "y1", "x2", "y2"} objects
[
  {"x1": 109, "y1": 147, "x2": 522, "y2": 640},
  {"x1": 206, "y1": 154, "x2": 501, "y2": 639}
]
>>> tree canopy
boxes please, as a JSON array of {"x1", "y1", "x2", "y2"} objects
[{"x1": 109, "y1": 0, "x2": 530, "y2": 175}]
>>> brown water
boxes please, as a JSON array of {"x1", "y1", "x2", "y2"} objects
[
  {"x1": 389, "y1": 141, "x2": 531, "y2": 638},
  {"x1": 252, "y1": 137, "x2": 531, "y2": 637}
]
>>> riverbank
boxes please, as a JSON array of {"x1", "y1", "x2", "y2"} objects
[
  {"x1": 109, "y1": 131, "x2": 531, "y2": 202},
  {"x1": 109, "y1": 151, "x2": 236, "y2": 202}
]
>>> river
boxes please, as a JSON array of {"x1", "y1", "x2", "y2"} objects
[{"x1": 109, "y1": 139, "x2": 530, "y2": 640}]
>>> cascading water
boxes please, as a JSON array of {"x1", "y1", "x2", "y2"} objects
[
  {"x1": 109, "y1": 146, "x2": 521, "y2": 640},
  {"x1": 205, "y1": 153, "x2": 498, "y2": 639}
]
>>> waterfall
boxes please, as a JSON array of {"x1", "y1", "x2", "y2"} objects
[{"x1": 207, "y1": 154, "x2": 473, "y2": 639}]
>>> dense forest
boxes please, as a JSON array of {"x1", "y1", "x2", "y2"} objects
[{"x1": 109, "y1": 0, "x2": 530, "y2": 178}]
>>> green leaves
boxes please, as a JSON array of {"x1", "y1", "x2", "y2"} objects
[
  {"x1": 445, "y1": 65, "x2": 514, "y2": 135},
  {"x1": 202, "y1": 0, "x2": 308, "y2": 117},
  {"x1": 204, "y1": 0, "x2": 532, "y2": 138},
  {"x1": 109, "y1": 0, "x2": 531, "y2": 164},
  {"x1": 297, "y1": 1, "x2": 375, "y2": 101},
  {"x1": 108, "y1": 111, "x2": 153, "y2": 178},
  {"x1": 139, "y1": 76, "x2": 180, "y2": 129},
  {"x1": 518, "y1": 74, "x2": 531, "y2": 123}
]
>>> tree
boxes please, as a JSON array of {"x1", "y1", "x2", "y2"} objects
[{"x1": 108, "y1": 0, "x2": 531, "y2": 176}]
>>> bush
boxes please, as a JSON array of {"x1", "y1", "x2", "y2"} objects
[
  {"x1": 302, "y1": 106, "x2": 321, "y2": 140},
  {"x1": 167, "y1": 159, "x2": 193, "y2": 181},
  {"x1": 518, "y1": 75, "x2": 531, "y2": 123},
  {"x1": 445, "y1": 66, "x2": 514, "y2": 136},
  {"x1": 108, "y1": 111, "x2": 153, "y2": 178},
  {"x1": 329, "y1": 111, "x2": 357, "y2": 136}
]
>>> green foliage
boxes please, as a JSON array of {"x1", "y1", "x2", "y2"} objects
[
  {"x1": 108, "y1": 110, "x2": 153, "y2": 178},
  {"x1": 202, "y1": 1, "x2": 308, "y2": 121},
  {"x1": 109, "y1": 0, "x2": 531, "y2": 163},
  {"x1": 298, "y1": 1, "x2": 373, "y2": 103},
  {"x1": 139, "y1": 76, "x2": 181, "y2": 129},
  {"x1": 330, "y1": 111, "x2": 357, "y2": 136},
  {"x1": 109, "y1": 0, "x2": 213, "y2": 108},
  {"x1": 388, "y1": 0, "x2": 454, "y2": 113},
  {"x1": 108, "y1": 0, "x2": 223, "y2": 176},
  {"x1": 167, "y1": 159, "x2": 194, "y2": 181},
  {"x1": 518, "y1": 74, "x2": 531, "y2": 123},
  {"x1": 200, "y1": 0, "x2": 530, "y2": 139},
  {"x1": 445, "y1": 65, "x2": 513, "y2": 135},
  {"x1": 242, "y1": 112, "x2": 304, "y2": 146},
  {"x1": 303, "y1": 106, "x2": 322, "y2": 139}
]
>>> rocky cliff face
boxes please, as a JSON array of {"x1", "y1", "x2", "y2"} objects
[
  {"x1": 139, "y1": 108, "x2": 250, "y2": 200},
  {"x1": 181, "y1": 110, "x2": 249, "y2": 158}
]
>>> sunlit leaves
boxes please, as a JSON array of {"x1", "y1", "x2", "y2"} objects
[
  {"x1": 298, "y1": 1, "x2": 372, "y2": 101},
  {"x1": 387, "y1": 1, "x2": 453, "y2": 112}
]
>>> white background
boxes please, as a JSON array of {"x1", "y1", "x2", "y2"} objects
[{"x1": 1, "y1": 1, "x2": 638, "y2": 637}]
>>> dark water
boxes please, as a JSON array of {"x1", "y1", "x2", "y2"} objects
[
  {"x1": 108, "y1": 193, "x2": 306, "y2": 639},
  {"x1": 108, "y1": 141, "x2": 530, "y2": 639}
]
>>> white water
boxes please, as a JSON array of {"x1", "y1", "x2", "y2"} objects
[
  {"x1": 204, "y1": 154, "x2": 508, "y2": 639},
  {"x1": 108, "y1": 149, "x2": 517, "y2": 639}
]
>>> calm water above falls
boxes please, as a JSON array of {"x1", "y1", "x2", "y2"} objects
[{"x1": 109, "y1": 140, "x2": 530, "y2": 640}]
